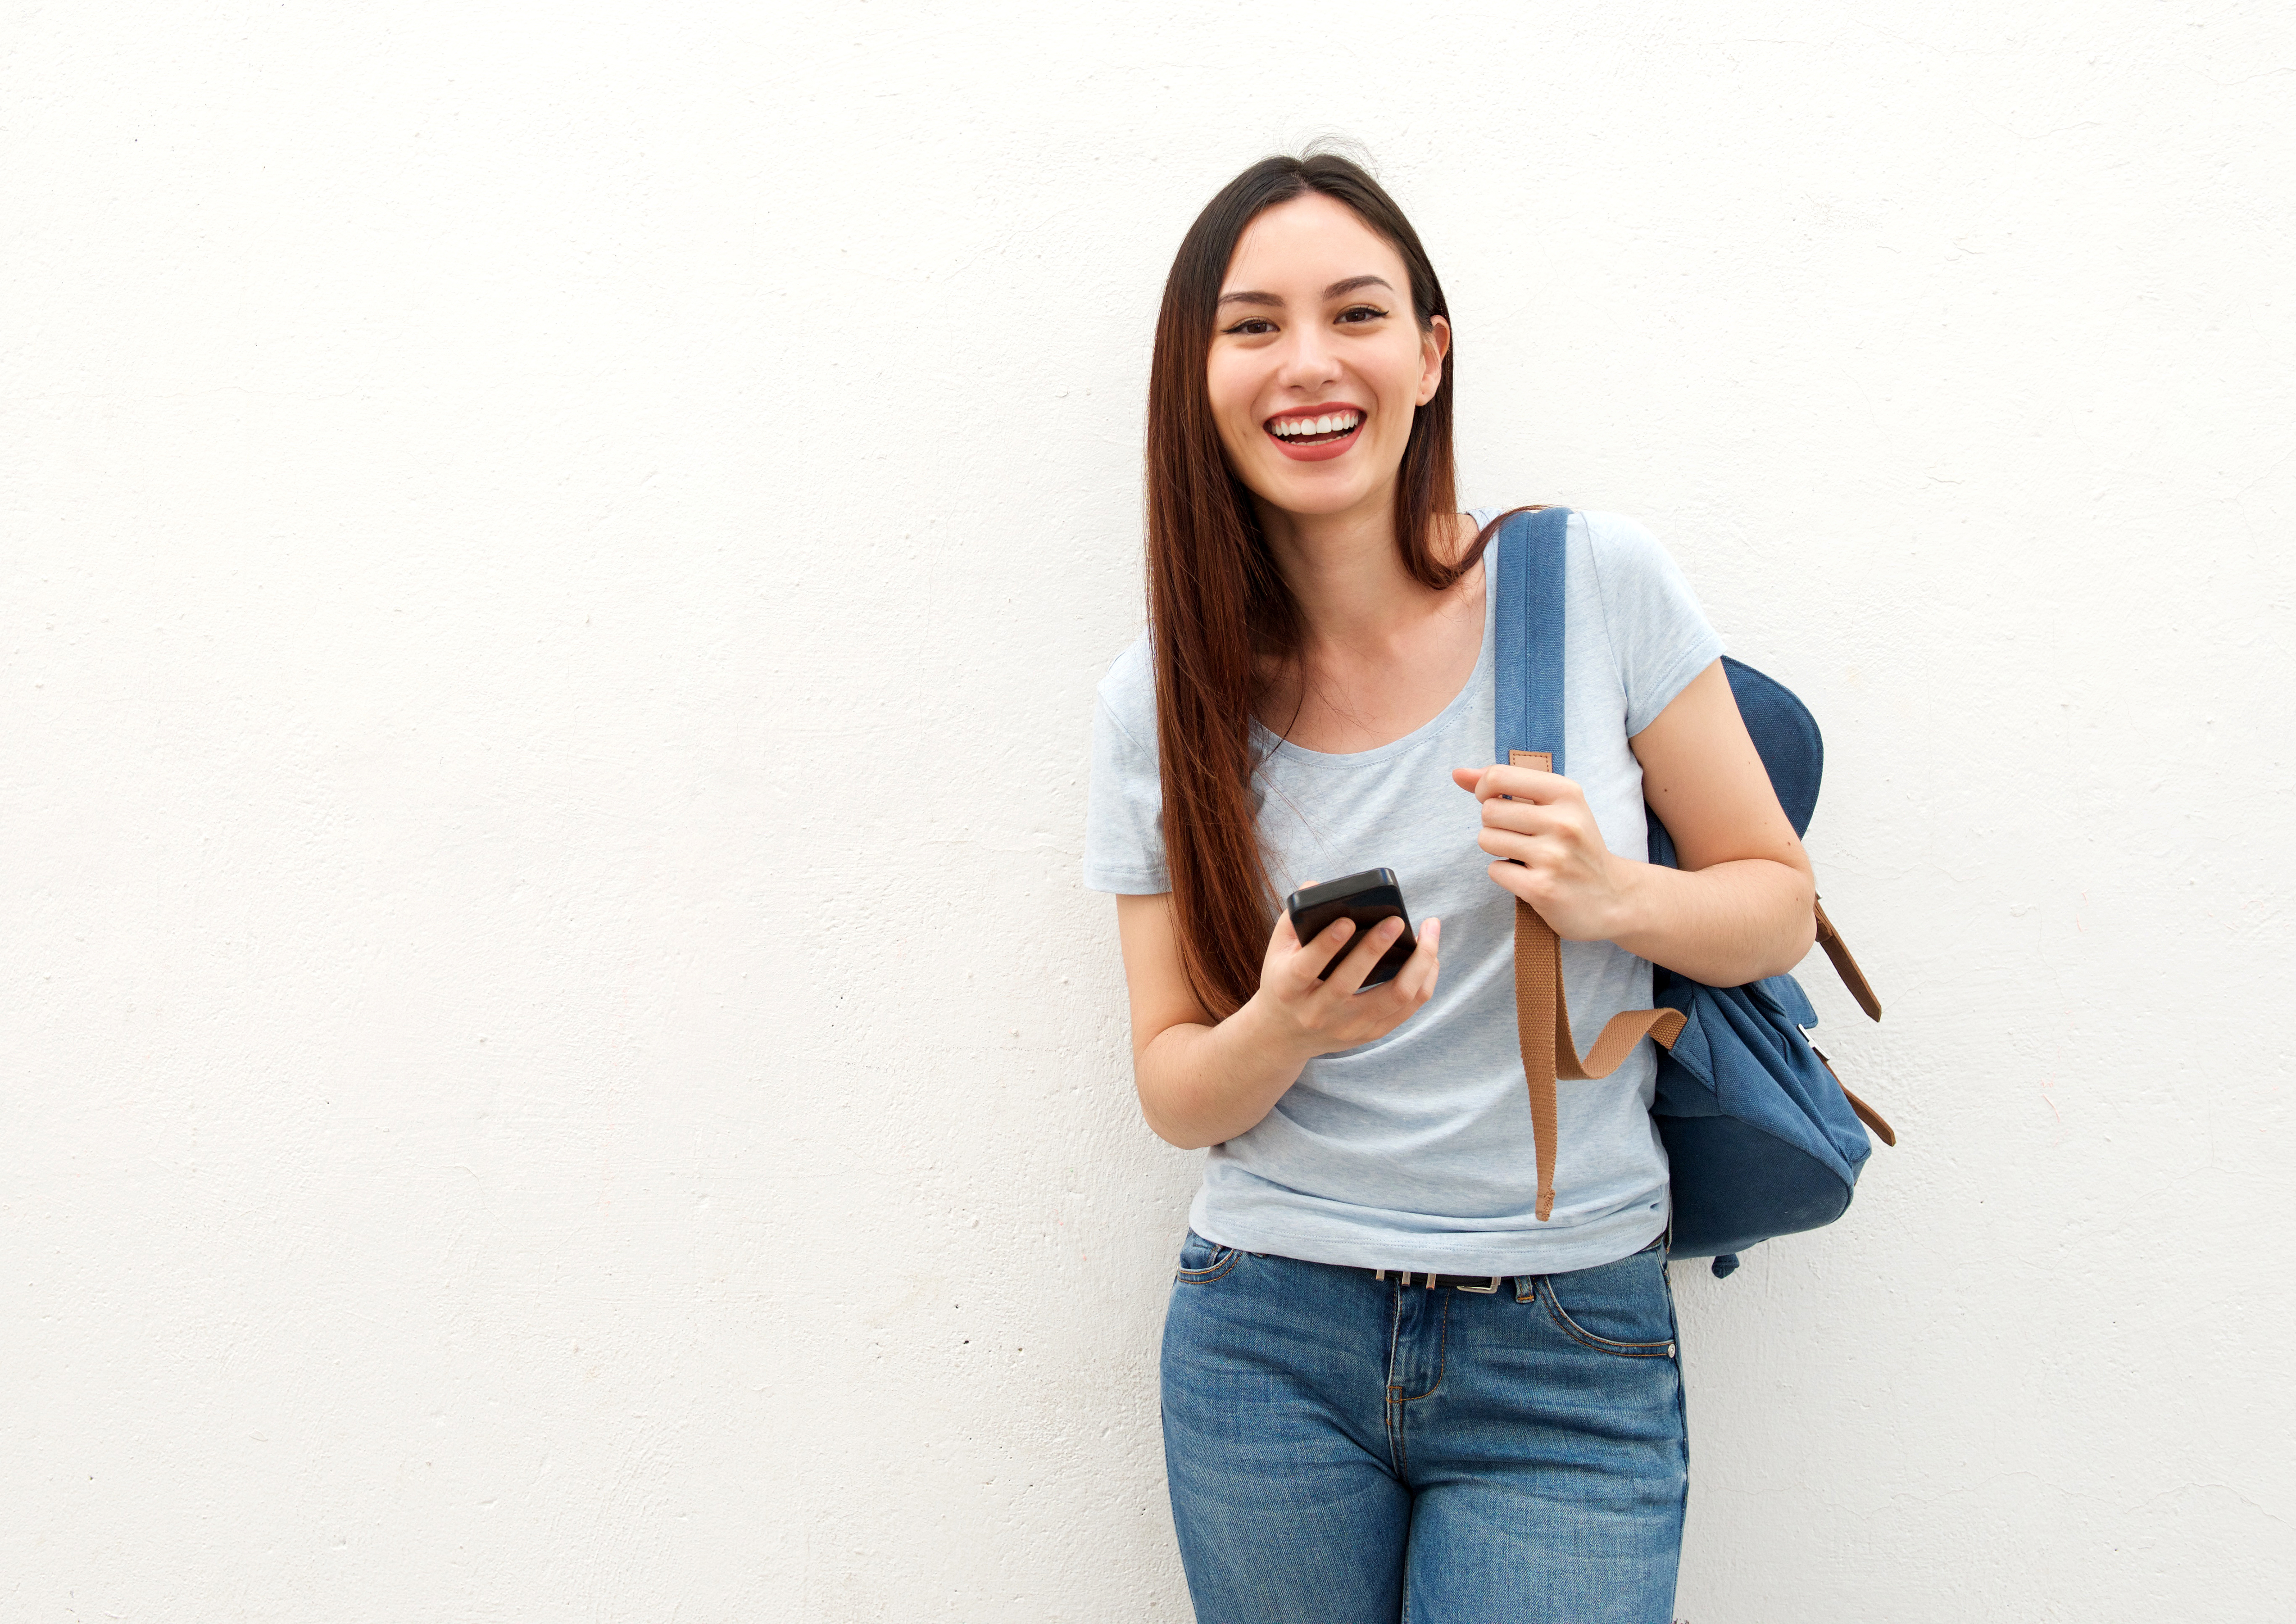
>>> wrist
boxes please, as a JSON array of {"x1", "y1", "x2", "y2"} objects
[
  {"x1": 1603, "y1": 852, "x2": 1658, "y2": 943},
  {"x1": 1231, "y1": 987, "x2": 1319, "y2": 1071}
]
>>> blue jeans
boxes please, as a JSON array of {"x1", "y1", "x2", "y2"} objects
[{"x1": 1161, "y1": 1232, "x2": 1687, "y2": 1623}]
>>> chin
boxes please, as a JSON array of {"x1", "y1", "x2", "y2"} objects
[{"x1": 1251, "y1": 466, "x2": 1384, "y2": 519}]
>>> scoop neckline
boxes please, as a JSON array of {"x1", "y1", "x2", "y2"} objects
[{"x1": 1250, "y1": 550, "x2": 1495, "y2": 771}]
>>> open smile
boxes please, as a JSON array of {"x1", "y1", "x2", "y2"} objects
[{"x1": 1263, "y1": 403, "x2": 1364, "y2": 462}]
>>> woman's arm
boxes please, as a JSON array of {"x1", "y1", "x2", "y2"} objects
[
  {"x1": 1114, "y1": 893, "x2": 1443, "y2": 1150},
  {"x1": 1454, "y1": 658, "x2": 1815, "y2": 986}
]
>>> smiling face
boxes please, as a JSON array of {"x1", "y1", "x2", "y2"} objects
[{"x1": 1206, "y1": 192, "x2": 1450, "y2": 525}]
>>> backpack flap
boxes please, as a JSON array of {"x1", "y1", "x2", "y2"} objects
[
  {"x1": 1654, "y1": 975, "x2": 1870, "y2": 1258},
  {"x1": 1640, "y1": 652, "x2": 1890, "y2": 1266}
]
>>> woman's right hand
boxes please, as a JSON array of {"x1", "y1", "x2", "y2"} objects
[
  {"x1": 1114, "y1": 894, "x2": 1444, "y2": 1149},
  {"x1": 1246, "y1": 909, "x2": 1443, "y2": 1061}
]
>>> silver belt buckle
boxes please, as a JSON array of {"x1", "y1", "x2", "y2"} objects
[{"x1": 1376, "y1": 1269, "x2": 1501, "y2": 1293}]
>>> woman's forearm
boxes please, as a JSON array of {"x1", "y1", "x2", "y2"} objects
[
  {"x1": 1130, "y1": 858, "x2": 1806, "y2": 1151},
  {"x1": 1605, "y1": 855, "x2": 1815, "y2": 987},
  {"x1": 1135, "y1": 996, "x2": 1314, "y2": 1151}
]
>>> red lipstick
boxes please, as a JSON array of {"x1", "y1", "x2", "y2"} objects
[{"x1": 1263, "y1": 402, "x2": 1367, "y2": 463}]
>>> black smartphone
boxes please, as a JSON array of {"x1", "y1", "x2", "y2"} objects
[{"x1": 1284, "y1": 868, "x2": 1417, "y2": 990}]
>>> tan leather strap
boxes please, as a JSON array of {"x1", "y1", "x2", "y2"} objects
[
  {"x1": 1810, "y1": 1043, "x2": 1898, "y2": 1147},
  {"x1": 1814, "y1": 898, "x2": 1882, "y2": 1021},
  {"x1": 1809, "y1": 901, "x2": 1895, "y2": 1144},
  {"x1": 1508, "y1": 750, "x2": 1689, "y2": 1219},
  {"x1": 1838, "y1": 1082, "x2": 1898, "y2": 1146}
]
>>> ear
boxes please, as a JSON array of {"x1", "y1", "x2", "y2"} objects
[{"x1": 1417, "y1": 314, "x2": 1451, "y2": 406}]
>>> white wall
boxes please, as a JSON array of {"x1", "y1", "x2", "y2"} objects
[{"x1": 3, "y1": 3, "x2": 2289, "y2": 1618}]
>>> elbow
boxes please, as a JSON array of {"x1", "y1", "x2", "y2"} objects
[
  {"x1": 1758, "y1": 874, "x2": 1818, "y2": 980},
  {"x1": 1139, "y1": 1100, "x2": 1215, "y2": 1152},
  {"x1": 1135, "y1": 1081, "x2": 1213, "y2": 1151},
  {"x1": 1760, "y1": 912, "x2": 1818, "y2": 981}
]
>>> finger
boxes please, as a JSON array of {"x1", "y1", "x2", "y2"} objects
[
  {"x1": 1295, "y1": 916, "x2": 1357, "y2": 981},
  {"x1": 1468, "y1": 764, "x2": 1569, "y2": 805},
  {"x1": 1271, "y1": 910, "x2": 1300, "y2": 950},
  {"x1": 1477, "y1": 826, "x2": 1545, "y2": 866},
  {"x1": 1486, "y1": 858, "x2": 1539, "y2": 902},
  {"x1": 1450, "y1": 766, "x2": 1486, "y2": 794},
  {"x1": 1478, "y1": 797, "x2": 1560, "y2": 837},
  {"x1": 1324, "y1": 914, "x2": 1407, "y2": 997},
  {"x1": 1387, "y1": 918, "x2": 1442, "y2": 1002}
]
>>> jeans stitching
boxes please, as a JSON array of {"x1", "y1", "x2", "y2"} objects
[
  {"x1": 1543, "y1": 1280, "x2": 1676, "y2": 1358},
  {"x1": 1173, "y1": 1245, "x2": 1241, "y2": 1284},
  {"x1": 1384, "y1": 1285, "x2": 1408, "y2": 1478},
  {"x1": 1398, "y1": 1291, "x2": 1451, "y2": 1402}
]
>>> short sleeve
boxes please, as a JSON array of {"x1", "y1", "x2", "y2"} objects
[
  {"x1": 1083, "y1": 638, "x2": 1170, "y2": 894},
  {"x1": 1582, "y1": 512, "x2": 1726, "y2": 736}
]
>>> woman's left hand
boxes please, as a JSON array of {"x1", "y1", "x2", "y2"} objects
[{"x1": 1451, "y1": 763, "x2": 1636, "y2": 942}]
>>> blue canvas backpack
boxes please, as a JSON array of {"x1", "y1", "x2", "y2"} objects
[{"x1": 1489, "y1": 506, "x2": 1895, "y2": 1278}]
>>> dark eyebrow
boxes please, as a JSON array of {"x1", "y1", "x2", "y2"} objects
[{"x1": 1214, "y1": 275, "x2": 1398, "y2": 309}]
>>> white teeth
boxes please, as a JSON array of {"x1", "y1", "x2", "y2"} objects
[{"x1": 1271, "y1": 412, "x2": 1360, "y2": 437}]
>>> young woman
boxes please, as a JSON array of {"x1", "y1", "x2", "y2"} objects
[{"x1": 1083, "y1": 153, "x2": 1816, "y2": 1623}]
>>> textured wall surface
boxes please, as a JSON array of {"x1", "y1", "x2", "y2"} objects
[{"x1": 4, "y1": 3, "x2": 2290, "y2": 1618}]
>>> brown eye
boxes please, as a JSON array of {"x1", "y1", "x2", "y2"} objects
[
  {"x1": 1222, "y1": 318, "x2": 1277, "y2": 336},
  {"x1": 1337, "y1": 305, "x2": 1388, "y2": 324}
]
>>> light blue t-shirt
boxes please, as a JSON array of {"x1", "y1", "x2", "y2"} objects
[{"x1": 1085, "y1": 510, "x2": 1724, "y2": 1276}]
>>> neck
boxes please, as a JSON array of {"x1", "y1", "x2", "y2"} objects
[{"x1": 1257, "y1": 489, "x2": 1465, "y2": 651}]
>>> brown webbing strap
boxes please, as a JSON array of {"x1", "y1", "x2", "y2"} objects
[
  {"x1": 1814, "y1": 898, "x2": 1882, "y2": 1021},
  {"x1": 1809, "y1": 900, "x2": 1895, "y2": 1143},
  {"x1": 1808, "y1": 1042, "x2": 1899, "y2": 1147},
  {"x1": 1508, "y1": 751, "x2": 1690, "y2": 1220},
  {"x1": 1838, "y1": 1081, "x2": 1898, "y2": 1147}
]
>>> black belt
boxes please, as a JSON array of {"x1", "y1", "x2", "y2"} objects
[{"x1": 1372, "y1": 1269, "x2": 1506, "y2": 1293}]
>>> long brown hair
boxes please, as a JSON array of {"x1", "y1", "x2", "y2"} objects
[{"x1": 1146, "y1": 153, "x2": 1478, "y2": 1019}]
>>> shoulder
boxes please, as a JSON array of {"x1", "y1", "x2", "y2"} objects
[
  {"x1": 1574, "y1": 510, "x2": 1684, "y2": 583},
  {"x1": 1564, "y1": 510, "x2": 1723, "y2": 729},
  {"x1": 1573, "y1": 509, "x2": 1708, "y2": 626},
  {"x1": 1482, "y1": 506, "x2": 1686, "y2": 589},
  {"x1": 1094, "y1": 632, "x2": 1159, "y2": 752}
]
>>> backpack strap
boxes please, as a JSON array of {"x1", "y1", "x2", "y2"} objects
[
  {"x1": 1814, "y1": 898, "x2": 1883, "y2": 1020},
  {"x1": 1493, "y1": 507, "x2": 1571, "y2": 778},
  {"x1": 1493, "y1": 510, "x2": 1687, "y2": 1220}
]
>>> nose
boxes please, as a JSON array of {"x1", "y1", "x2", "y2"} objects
[{"x1": 1274, "y1": 319, "x2": 1342, "y2": 395}]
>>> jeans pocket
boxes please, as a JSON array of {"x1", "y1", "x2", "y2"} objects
[
  {"x1": 1542, "y1": 1243, "x2": 1678, "y2": 1358},
  {"x1": 1174, "y1": 1229, "x2": 1241, "y2": 1284}
]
